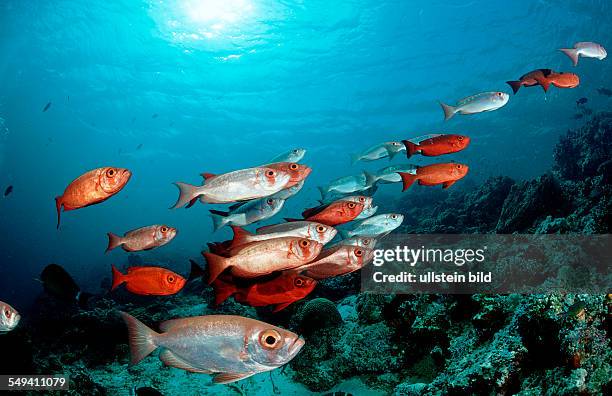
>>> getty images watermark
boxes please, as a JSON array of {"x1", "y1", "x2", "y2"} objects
[{"x1": 360, "y1": 234, "x2": 612, "y2": 294}]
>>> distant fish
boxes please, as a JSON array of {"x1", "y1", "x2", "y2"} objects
[
  {"x1": 111, "y1": 265, "x2": 186, "y2": 296},
  {"x1": 597, "y1": 87, "x2": 612, "y2": 97},
  {"x1": 439, "y1": 92, "x2": 509, "y2": 121},
  {"x1": 506, "y1": 69, "x2": 579, "y2": 94},
  {"x1": 559, "y1": 42, "x2": 607, "y2": 66},
  {"x1": 403, "y1": 134, "x2": 470, "y2": 158},
  {"x1": 0, "y1": 301, "x2": 20, "y2": 333},
  {"x1": 106, "y1": 225, "x2": 177, "y2": 253},
  {"x1": 42, "y1": 102, "x2": 52, "y2": 112},
  {"x1": 40, "y1": 264, "x2": 92, "y2": 307},
  {"x1": 136, "y1": 143, "x2": 143, "y2": 150},
  {"x1": 398, "y1": 163, "x2": 469, "y2": 191},
  {"x1": 350, "y1": 141, "x2": 405, "y2": 164},
  {"x1": 119, "y1": 312, "x2": 304, "y2": 384},
  {"x1": 152, "y1": 113, "x2": 158, "y2": 118},
  {"x1": 371, "y1": 164, "x2": 419, "y2": 185},
  {"x1": 269, "y1": 148, "x2": 306, "y2": 163},
  {"x1": 3, "y1": 185, "x2": 13, "y2": 197},
  {"x1": 576, "y1": 97, "x2": 588, "y2": 106},
  {"x1": 342, "y1": 213, "x2": 404, "y2": 238},
  {"x1": 318, "y1": 172, "x2": 375, "y2": 199},
  {"x1": 55, "y1": 167, "x2": 131, "y2": 229},
  {"x1": 212, "y1": 272, "x2": 316, "y2": 312},
  {"x1": 210, "y1": 197, "x2": 285, "y2": 231}
]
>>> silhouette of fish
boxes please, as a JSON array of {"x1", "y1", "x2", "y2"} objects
[
  {"x1": 576, "y1": 97, "x2": 588, "y2": 106},
  {"x1": 3, "y1": 185, "x2": 13, "y2": 197},
  {"x1": 42, "y1": 102, "x2": 52, "y2": 112}
]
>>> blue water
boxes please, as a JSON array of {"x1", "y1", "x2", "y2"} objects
[{"x1": 1, "y1": 0, "x2": 611, "y2": 307}]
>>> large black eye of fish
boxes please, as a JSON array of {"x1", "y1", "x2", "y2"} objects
[
  {"x1": 355, "y1": 249, "x2": 363, "y2": 257},
  {"x1": 5, "y1": 309, "x2": 11, "y2": 318},
  {"x1": 347, "y1": 202, "x2": 356, "y2": 209},
  {"x1": 294, "y1": 278, "x2": 304, "y2": 287},
  {"x1": 289, "y1": 163, "x2": 299, "y2": 170},
  {"x1": 266, "y1": 170, "x2": 275, "y2": 177},
  {"x1": 161, "y1": 226, "x2": 169, "y2": 233},
  {"x1": 106, "y1": 168, "x2": 116, "y2": 178},
  {"x1": 457, "y1": 164, "x2": 463, "y2": 169},
  {"x1": 167, "y1": 275, "x2": 175, "y2": 283},
  {"x1": 292, "y1": 149, "x2": 299, "y2": 154},
  {"x1": 267, "y1": 198, "x2": 274, "y2": 205},
  {"x1": 316, "y1": 225, "x2": 326, "y2": 233},
  {"x1": 299, "y1": 239, "x2": 310, "y2": 248},
  {"x1": 260, "y1": 329, "x2": 282, "y2": 349},
  {"x1": 458, "y1": 136, "x2": 464, "y2": 141}
]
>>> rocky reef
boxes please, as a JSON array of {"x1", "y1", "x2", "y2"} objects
[{"x1": 1, "y1": 114, "x2": 610, "y2": 395}]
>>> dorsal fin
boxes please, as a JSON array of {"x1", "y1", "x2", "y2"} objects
[{"x1": 201, "y1": 173, "x2": 217, "y2": 181}]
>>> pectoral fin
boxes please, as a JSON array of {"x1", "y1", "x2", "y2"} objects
[
  {"x1": 213, "y1": 372, "x2": 255, "y2": 384},
  {"x1": 159, "y1": 349, "x2": 212, "y2": 374},
  {"x1": 442, "y1": 180, "x2": 457, "y2": 189}
]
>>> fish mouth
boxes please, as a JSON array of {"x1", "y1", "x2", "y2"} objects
[{"x1": 288, "y1": 336, "x2": 305, "y2": 356}]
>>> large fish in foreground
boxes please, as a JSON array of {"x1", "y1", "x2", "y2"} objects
[
  {"x1": 106, "y1": 225, "x2": 177, "y2": 253},
  {"x1": 399, "y1": 163, "x2": 469, "y2": 191},
  {"x1": 350, "y1": 141, "x2": 405, "y2": 164},
  {"x1": 403, "y1": 134, "x2": 470, "y2": 158},
  {"x1": 203, "y1": 237, "x2": 323, "y2": 283},
  {"x1": 294, "y1": 245, "x2": 374, "y2": 280},
  {"x1": 213, "y1": 272, "x2": 317, "y2": 312},
  {"x1": 559, "y1": 42, "x2": 607, "y2": 66},
  {"x1": 230, "y1": 222, "x2": 337, "y2": 249},
  {"x1": 120, "y1": 312, "x2": 304, "y2": 384},
  {"x1": 172, "y1": 163, "x2": 310, "y2": 208},
  {"x1": 0, "y1": 301, "x2": 20, "y2": 333},
  {"x1": 55, "y1": 167, "x2": 131, "y2": 229},
  {"x1": 343, "y1": 213, "x2": 404, "y2": 238},
  {"x1": 506, "y1": 69, "x2": 579, "y2": 94},
  {"x1": 439, "y1": 92, "x2": 509, "y2": 121},
  {"x1": 210, "y1": 197, "x2": 285, "y2": 231}
]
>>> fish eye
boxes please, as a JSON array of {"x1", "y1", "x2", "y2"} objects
[
  {"x1": 161, "y1": 226, "x2": 168, "y2": 233},
  {"x1": 4, "y1": 310, "x2": 11, "y2": 318},
  {"x1": 390, "y1": 214, "x2": 398, "y2": 219},
  {"x1": 458, "y1": 136, "x2": 464, "y2": 141},
  {"x1": 362, "y1": 239, "x2": 370, "y2": 245},
  {"x1": 267, "y1": 198, "x2": 274, "y2": 205},
  {"x1": 266, "y1": 170, "x2": 276, "y2": 177},
  {"x1": 358, "y1": 197, "x2": 365, "y2": 202},
  {"x1": 497, "y1": 92, "x2": 503, "y2": 97},
  {"x1": 292, "y1": 149, "x2": 299, "y2": 154},
  {"x1": 167, "y1": 275, "x2": 175, "y2": 283},
  {"x1": 355, "y1": 249, "x2": 363, "y2": 257},
  {"x1": 294, "y1": 278, "x2": 304, "y2": 287},
  {"x1": 316, "y1": 225, "x2": 326, "y2": 233},
  {"x1": 457, "y1": 164, "x2": 462, "y2": 169},
  {"x1": 260, "y1": 329, "x2": 282, "y2": 349},
  {"x1": 299, "y1": 239, "x2": 310, "y2": 248},
  {"x1": 106, "y1": 168, "x2": 116, "y2": 177},
  {"x1": 289, "y1": 163, "x2": 299, "y2": 170},
  {"x1": 348, "y1": 202, "x2": 356, "y2": 209}
]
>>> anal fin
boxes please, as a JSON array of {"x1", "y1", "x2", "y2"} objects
[
  {"x1": 159, "y1": 349, "x2": 212, "y2": 374},
  {"x1": 213, "y1": 372, "x2": 255, "y2": 384}
]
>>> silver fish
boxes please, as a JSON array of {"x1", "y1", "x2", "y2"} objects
[
  {"x1": 334, "y1": 235, "x2": 378, "y2": 249},
  {"x1": 120, "y1": 312, "x2": 304, "y2": 384},
  {"x1": 318, "y1": 172, "x2": 376, "y2": 199},
  {"x1": 269, "y1": 148, "x2": 306, "y2": 163},
  {"x1": 0, "y1": 301, "x2": 20, "y2": 333},
  {"x1": 350, "y1": 141, "x2": 405, "y2": 164},
  {"x1": 210, "y1": 198, "x2": 285, "y2": 231},
  {"x1": 439, "y1": 92, "x2": 509, "y2": 121},
  {"x1": 560, "y1": 42, "x2": 607, "y2": 66},
  {"x1": 345, "y1": 213, "x2": 404, "y2": 238},
  {"x1": 355, "y1": 205, "x2": 378, "y2": 219},
  {"x1": 270, "y1": 180, "x2": 305, "y2": 200},
  {"x1": 373, "y1": 164, "x2": 419, "y2": 184}
]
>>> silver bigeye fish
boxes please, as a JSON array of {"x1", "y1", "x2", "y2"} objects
[
  {"x1": 318, "y1": 172, "x2": 376, "y2": 199},
  {"x1": 106, "y1": 225, "x2": 177, "y2": 253},
  {"x1": 372, "y1": 164, "x2": 419, "y2": 185},
  {"x1": 0, "y1": 301, "x2": 20, "y2": 333},
  {"x1": 439, "y1": 92, "x2": 509, "y2": 121},
  {"x1": 210, "y1": 197, "x2": 285, "y2": 231},
  {"x1": 120, "y1": 312, "x2": 304, "y2": 384},
  {"x1": 294, "y1": 245, "x2": 374, "y2": 280},
  {"x1": 344, "y1": 213, "x2": 404, "y2": 238},
  {"x1": 560, "y1": 42, "x2": 607, "y2": 66},
  {"x1": 229, "y1": 221, "x2": 337, "y2": 249},
  {"x1": 269, "y1": 148, "x2": 306, "y2": 163},
  {"x1": 335, "y1": 236, "x2": 378, "y2": 249},
  {"x1": 350, "y1": 141, "x2": 405, "y2": 164},
  {"x1": 270, "y1": 180, "x2": 305, "y2": 200}
]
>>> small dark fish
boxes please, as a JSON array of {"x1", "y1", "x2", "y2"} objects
[
  {"x1": 151, "y1": 113, "x2": 158, "y2": 119},
  {"x1": 136, "y1": 143, "x2": 143, "y2": 150},
  {"x1": 597, "y1": 87, "x2": 612, "y2": 97},
  {"x1": 134, "y1": 386, "x2": 164, "y2": 396},
  {"x1": 40, "y1": 264, "x2": 91, "y2": 308},
  {"x1": 576, "y1": 97, "x2": 588, "y2": 105},
  {"x1": 4, "y1": 185, "x2": 13, "y2": 197},
  {"x1": 573, "y1": 113, "x2": 584, "y2": 119},
  {"x1": 42, "y1": 102, "x2": 52, "y2": 112}
]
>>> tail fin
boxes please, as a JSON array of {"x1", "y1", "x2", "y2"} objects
[
  {"x1": 402, "y1": 140, "x2": 419, "y2": 158},
  {"x1": 210, "y1": 210, "x2": 230, "y2": 231},
  {"x1": 211, "y1": 278, "x2": 238, "y2": 305},
  {"x1": 171, "y1": 182, "x2": 200, "y2": 209},
  {"x1": 338, "y1": 229, "x2": 350, "y2": 239},
  {"x1": 350, "y1": 153, "x2": 361, "y2": 165},
  {"x1": 363, "y1": 171, "x2": 377, "y2": 189},
  {"x1": 506, "y1": 81, "x2": 522, "y2": 95},
  {"x1": 560, "y1": 48, "x2": 579, "y2": 66},
  {"x1": 187, "y1": 259, "x2": 205, "y2": 282},
  {"x1": 55, "y1": 196, "x2": 63, "y2": 230},
  {"x1": 119, "y1": 311, "x2": 160, "y2": 365},
  {"x1": 106, "y1": 232, "x2": 123, "y2": 253},
  {"x1": 439, "y1": 101, "x2": 456, "y2": 121},
  {"x1": 229, "y1": 225, "x2": 254, "y2": 248},
  {"x1": 202, "y1": 252, "x2": 232, "y2": 284},
  {"x1": 398, "y1": 172, "x2": 418, "y2": 192},
  {"x1": 111, "y1": 265, "x2": 125, "y2": 290}
]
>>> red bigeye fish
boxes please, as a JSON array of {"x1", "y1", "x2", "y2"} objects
[
  {"x1": 203, "y1": 237, "x2": 323, "y2": 283},
  {"x1": 111, "y1": 265, "x2": 186, "y2": 296},
  {"x1": 55, "y1": 167, "x2": 131, "y2": 229},
  {"x1": 302, "y1": 196, "x2": 372, "y2": 219},
  {"x1": 212, "y1": 272, "x2": 317, "y2": 312},
  {"x1": 294, "y1": 246, "x2": 374, "y2": 280},
  {"x1": 106, "y1": 225, "x2": 177, "y2": 253},
  {"x1": 119, "y1": 312, "x2": 304, "y2": 384},
  {"x1": 402, "y1": 134, "x2": 470, "y2": 158},
  {"x1": 285, "y1": 200, "x2": 365, "y2": 226},
  {"x1": 398, "y1": 163, "x2": 469, "y2": 191},
  {"x1": 506, "y1": 69, "x2": 580, "y2": 94}
]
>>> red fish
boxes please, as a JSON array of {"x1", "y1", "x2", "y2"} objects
[
  {"x1": 212, "y1": 272, "x2": 317, "y2": 312},
  {"x1": 506, "y1": 69, "x2": 579, "y2": 94},
  {"x1": 111, "y1": 265, "x2": 186, "y2": 296},
  {"x1": 55, "y1": 167, "x2": 131, "y2": 229},
  {"x1": 398, "y1": 163, "x2": 469, "y2": 191},
  {"x1": 402, "y1": 134, "x2": 470, "y2": 158},
  {"x1": 286, "y1": 200, "x2": 364, "y2": 226}
]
